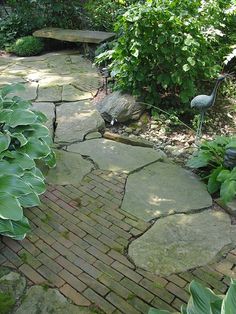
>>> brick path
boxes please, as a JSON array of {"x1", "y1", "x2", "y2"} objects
[{"x1": 1, "y1": 169, "x2": 236, "y2": 313}]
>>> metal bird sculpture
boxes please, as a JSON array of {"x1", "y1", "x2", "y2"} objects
[{"x1": 191, "y1": 73, "x2": 230, "y2": 140}]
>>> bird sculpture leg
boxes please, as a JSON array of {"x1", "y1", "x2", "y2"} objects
[{"x1": 196, "y1": 111, "x2": 205, "y2": 142}]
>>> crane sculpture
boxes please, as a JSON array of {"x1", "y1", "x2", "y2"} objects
[{"x1": 191, "y1": 73, "x2": 230, "y2": 140}]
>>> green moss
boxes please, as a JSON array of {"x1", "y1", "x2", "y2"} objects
[
  {"x1": 41, "y1": 212, "x2": 52, "y2": 223},
  {"x1": 19, "y1": 252, "x2": 28, "y2": 264},
  {"x1": 9, "y1": 36, "x2": 44, "y2": 57},
  {"x1": 0, "y1": 292, "x2": 15, "y2": 314},
  {"x1": 60, "y1": 230, "x2": 70, "y2": 240}
]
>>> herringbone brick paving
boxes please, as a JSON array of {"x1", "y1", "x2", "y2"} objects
[{"x1": 1, "y1": 169, "x2": 236, "y2": 313}]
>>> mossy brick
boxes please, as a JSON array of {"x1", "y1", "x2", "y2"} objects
[
  {"x1": 32, "y1": 217, "x2": 54, "y2": 233},
  {"x1": 192, "y1": 269, "x2": 228, "y2": 293},
  {"x1": 108, "y1": 250, "x2": 134, "y2": 269},
  {"x1": 75, "y1": 212, "x2": 97, "y2": 227},
  {"x1": 38, "y1": 265, "x2": 65, "y2": 287},
  {"x1": 71, "y1": 245, "x2": 96, "y2": 264},
  {"x1": 106, "y1": 292, "x2": 140, "y2": 314},
  {"x1": 102, "y1": 207, "x2": 125, "y2": 220},
  {"x1": 52, "y1": 242, "x2": 78, "y2": 260},
  {"x1": 62, "y1": 220, "x2": 87, "y2": 237},
  {"x1": 107, "y1": 216, "x2": 132, "y2": 231},
  {"x1": 94, "y1": 260, "x2": 124, "y2": 281},
  {"x1": 54, "y1": 185, "x2": 73, "y2": 195},
  {"x1": 2, "y1": 247, "x2": 23, "y2": 267},
  {"x1": 67, "y1": 232, "x2": 90, "y2": 250},
  {"x1": 94, "y1": 224, "x2": 119, "y2": 241},
  {"x1": 59, "y1": 269, "x2": 87, "y2": 292},
  {"x1": 89, "y1": 213, "x2": 112, "y2": 228},
  {"x1": 226, "y1": 252, "x2": 236, "y2": 264},
  {"x1": 98, "y1": 235, "x2": 123, "y2": 252},
  {"x1": 83, "y1": 288, "x2": 115, "y2": 314},
  {"x1": 116, "y1": 237, "x2": 129, "y2": 247},
  {"x1": 130, "y1": 228, "x2": 143, "y2": 237},
  {"x1": 200, "y1": 265, "x2": 224, "y2": 280},
  {"x1": 56, "y1": 256, "x2": 83, "y2": 277},
  {"x1": 19, "y1": 249, "x2": 42, "y2": 269},
  {"x1": 109, "y1": 225, "x2": 132, "y2": 239},
  {"x1": 79, "y1": 186, "x2": 99, "y2": 199},
  {"x1": 78, "y1": 222, "x2": 101, "y2": 238},
  {"x1": 51, "y1": 190, "x2": 71, "y2": 202},
  {"x1": 99, "y1": 274, "x2": 131, "y2": 299},
  {"x1": 44, "y1": 191, "x2": 59, "y2": 201},
  {"x1": 87, "y1": 246, "x2": 113, "y2": 265},
  {"x1": 56, "y1": 199, "x2": 76, "y2": 214},
  {"x1": 50, "y1": 230, "x2": 73, "y2": 248},
  {"x1": 34, "y1": 228, "x2": 55, "y2": 245},
  {"x1": 0, "y1": 255, "x2": 7, "y2": 265},
  {"x1": 19, "y1": 264, "x2": 45, "y2": 284},
  {"x1": 140, "y1": 278, "x2": 174, "y2": 303},
  {"x1": 34, "y1": 240, "x2": 59, "y2": 259},
  {"x1": 78, "y1": 272, "x2": 110, "y2": 296},
  {"x1": 37, "y1": 253, "x2": 63, "y2": 273},
  {"x1": 3, "y1": 237, "x2": 22, "y2": 253},
  {"x1": 60, "y1": 284, "x2": 91, "y2": 306},
  {"x1": 120, "y1": 277, "x2": 154, "y2": 303},
  {"x1": 166, "y1": 282, "x2": 189, "y2": 302},
  {"x1": 171, "y1": 297, "x2": 185, "y2": 311},
  {"x1": 215, "y1": 261, "x2": 235, "y2": 277},
  {"x1": 166, "y1": 274, "x2": 187, "y2": 288},
  {"x1": 111, "y1": 261, "x2": 142, "y2": 283},
  {"x1": 97, "y1": 196, "x2": 120, "y2": 210},
  {"x1": 128, "y1": 296, "x2": 151, "y2": 314},
  {"x1": 84, "y1": 235, "x2": 109, "y2": 253},
  {"x1": 151, "y1": 297, "x2": 176, "y2": 312},
  {"x1": 73, "y1": 257, "x2": 102, "y2": 279},
  {"x1": 93, "y1": 187, "x2": 114, "y2": 200}
]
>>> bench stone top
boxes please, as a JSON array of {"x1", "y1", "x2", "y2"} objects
[{"x1": 33, "y1": 27, "x2": 115, "y2": 44}]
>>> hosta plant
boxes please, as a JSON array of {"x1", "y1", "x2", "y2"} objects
[
  {"x1": 0, "y1": 84, "x2": 56, "y2": 240},
  {"x1": 187, "y1": 136, "x2": 236, "y2": 204},
  {"x1": 149, "y1": 279, "x2": 236, "y2": 314}
]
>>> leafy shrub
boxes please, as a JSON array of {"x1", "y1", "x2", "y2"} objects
[
  {"x1": 9, "y1": 36, "x2": 44, "y2": 56},
  {"x1": 0, "y1": 0, "x2": 86, "y2": 49},
  {"x1": 101, "y1": 1, "x2": 235, "y2": 106},
  {"x1": 0, "y1": 84, "x2": 56, "y2": 240},
  {"x1": 187, "y1": 136, "x2": 236, "y2": 204},
  {"x1": 149, "y1": 279, "x2": 236, "y2": 313},
  {"x1": 84, "y1": 0, "x2": 142, "y2": 31}
]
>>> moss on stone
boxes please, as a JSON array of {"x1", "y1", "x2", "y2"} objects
[{"x1": 0, "y1": 292, "x2": 15, "y2": 314}]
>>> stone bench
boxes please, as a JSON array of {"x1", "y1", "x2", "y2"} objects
[{"x1": 33, "y1": 27, "x2": 115, "y2": 44}]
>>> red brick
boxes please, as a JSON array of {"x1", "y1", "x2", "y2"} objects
[
  {"x1": 19, "y1": 264, "x2": 45, "y2": 284},
  {"x1": 83, "y1": 288, "x2": 115, "y2": 314},
  {"x1": 59, "y1": 269, "x2": 87, "y2": 292},
  {"x1": 56, "y1": 256, "x2": 83, "y2": 277}
]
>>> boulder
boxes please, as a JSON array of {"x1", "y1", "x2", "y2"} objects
[{"x1": 97, "y1": 91, "x2": 144, "y2": 123}]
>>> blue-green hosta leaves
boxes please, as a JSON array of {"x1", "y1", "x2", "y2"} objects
[
  {"x1": 18, "y1": 192, "x2": 40, "y2": 208},
  {"x1": 207, "y1": 166, "x2": 222, "y2": 194},
  {"x1": 0, "y1": 174, "x2": 32, "y2": 196},
  {"x1": 0, "y1": 132, "x2": 10, "y2": 153},
  {"x1": 0, "y1": 216, "x2": 30, "y2": 240},
  {"x1": 21, "y1": 172, "x2": 46, "y2": 195},
  {"x1": 220, "y1": 179, "x2": 236, "y2": 204},
  {"x1": 19, "y1": 138, "x2": 51, "y2": 159},
  {"x1": 0, "y1": 84, "x2": 56, "y2": 240},
  {"x1": 0, "y1": 193, "x2": 23, "y2": 220},
  {"x1": 0, "y1": 109, "x2": 37, "y2": 127},
  {"x1": 222, "y1": 280, "x2": 236, "y2": 314}
]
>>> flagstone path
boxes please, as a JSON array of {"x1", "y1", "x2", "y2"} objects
[{"x1": 0, "y1": 51, "x2": 236, "y2": 314}]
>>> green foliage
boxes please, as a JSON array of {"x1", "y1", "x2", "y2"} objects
[
  {"x1": 0, "y1": 0, "x2": 86, "y2": 49},
  {"x1": 187, "y1": 136, "x2": 236, "y2": 203},
  {"x1": 84, "y1": 0, "x2": 142, "y2": 31},
  {"x1": 0, "y1": 291, "x2": 15, "y2": 314},
  {"x1": 99, "y1": 0, "x2": 235, "y2": 106},
  {"x1": 149, "y1": 279, "x2": 236, "y2": 314},
  {"x1": 8, "y1": 36, "x2": 44, "y2": 56},
  {"x1": 0, "y1": 84, "x2": 56, "y2": 240}
]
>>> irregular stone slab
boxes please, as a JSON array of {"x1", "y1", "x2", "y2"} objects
[
  {"x1": 0, "y1": 75, "x2": 25, "y2": 87},
  {"x1": 16, "y1": 286, "x2": 94, "y2": 314},
  {"x1": 37, "y1": 85, "x2": 62, "y2": 102},
  {"x1": 122, "y1": 162, "x2": 212, "y2": 221},
  {"x1": 67, "y1": 139, "x2": 166, "y2": 173},
  {"x1": 33, "y1": 27, "x2": 115, "y2": 44},
  {"x1": 32, "y1": 102, "x2": 55, "y2": 136},
  {"x1": 129, "y1": 210, "x2": 232, "y2": 276},
  {"x1": 62, "y1": 84, "x2": 92, "y2": 101},
  {"x1": 216, "y1": 198, "x2": 236, "y2": 217},
  {"x1": 45, "y1": 149, "x2": 93, "y2": 185},
  {"x1": 97, "y1": 91, "x2": 144, "y2": 123},
  {"x1": 55, "y1": 101, "x2": 105, "y2": 144}
]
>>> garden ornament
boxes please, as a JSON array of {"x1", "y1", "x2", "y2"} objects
[{"x1": 190, "y1": 73, "x2": 232, "y2": 141}]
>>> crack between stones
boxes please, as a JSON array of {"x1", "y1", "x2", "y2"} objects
[{"x1": 52, "y1": 103, "x2": 57, "y2": 143}]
